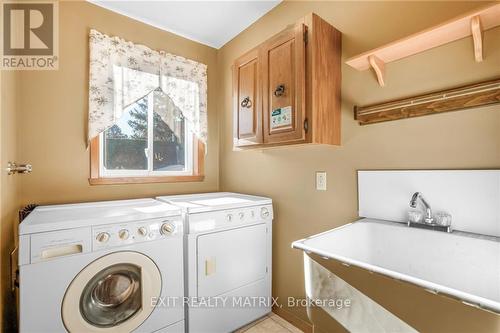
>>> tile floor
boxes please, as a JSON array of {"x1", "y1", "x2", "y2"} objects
[{"x1": 235, "y1": 313, "x2": 304, "y2": 333}]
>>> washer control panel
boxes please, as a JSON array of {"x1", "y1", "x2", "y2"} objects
[
  {"x1": 92, "y1": 218, "x2": 182, "y2": 250},
  {"x1": 189, "y1": 204, "x2": 273, "y2": 234}
]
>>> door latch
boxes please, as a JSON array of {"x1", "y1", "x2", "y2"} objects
[{"x1": 6, "y1": 162, "x2": 32, "y2": 175}]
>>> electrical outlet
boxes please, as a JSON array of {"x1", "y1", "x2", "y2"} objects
[{"x1": 316, "y1": 171, "x2": 327, "y2": 191}]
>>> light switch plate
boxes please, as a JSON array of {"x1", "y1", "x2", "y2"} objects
[{"x1": 316, "y1": 171, "x2": 327, "y2": 191}]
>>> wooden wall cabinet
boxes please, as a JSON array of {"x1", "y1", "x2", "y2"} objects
[
  {"x1": 233, "y1": 13, "x2": 341, "y2": 149},
  {"x1": 233, "y1": 48, "x2": 262, "y2": 146}
]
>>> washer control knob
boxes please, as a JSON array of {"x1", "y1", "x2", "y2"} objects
[
  {"x1": 161, "y1": 223, "x2": 175, "y2": 235},
  {"x1": 118, "y1": 229, "x2": 129, "y2": 240},
  {"x1": 239, "y1": 212, "x2": 245, "y2": 220},
  {"x1": 261, "y1": 207, "x2": 270, "y2": 219},
  {"x1": 96, "y1": 232, "x2": 110, "y2": 243},
  {"x1": 137, "y1": 227, "x2": 148, "y2": 237},
  {"x1": 226, "y1": 214, "x2": 233, "y2": 222}
]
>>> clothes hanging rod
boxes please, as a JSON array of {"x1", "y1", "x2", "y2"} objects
[{"x1": 354, "y1": 78, "x2": 500, "y2": 125}]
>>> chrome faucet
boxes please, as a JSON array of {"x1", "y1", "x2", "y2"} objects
[
  {"x1": 409, "y1": 192, "x2": 434, "y2": 224},
  {"x1": 408, "y1": 192, "x2": 451, "y2": 233}
]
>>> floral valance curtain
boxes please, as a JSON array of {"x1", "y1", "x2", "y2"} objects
[{"x1": 88, "y1": 29, "x2": 207, "y2": 145}]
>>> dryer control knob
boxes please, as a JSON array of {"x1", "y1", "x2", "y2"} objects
[
  {"x1": 239, "y1": 212, "x2": 245, "y2": 220},
  {"x1": 161, "y1": 223, "x2": 175, "y2": 235},
  {"x1": 118, "y1": 229, "x2": 129, "y2": 240},
  {"x1": 261, "y1": 207, "x2": 270, "y2": 219},
  {"x1": 137, "y1": 227, "x2": 148, "y2": 236},
  {"x1": 96, "y1": 232, "x2": 110, "y2": 243},
  {"x1": 226, "y1": 214, "x2": 233, "y2": 222}
]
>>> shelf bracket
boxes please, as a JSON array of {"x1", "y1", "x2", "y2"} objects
[
  {"x1": 471, "y1": 15, "x2": 483, "y2": 62},
  {"x1": 346, "y1": 4, "x2": 500, "y2": 84},
  {"x1": 368, "y1": 55, "x2": 385, "y2": 87}
]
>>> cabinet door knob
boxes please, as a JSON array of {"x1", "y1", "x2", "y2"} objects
[
  {"x1": 241, "y1": 96, "x2": 252, "y2": 108},
  {"x1": 274, "y1": 84, "x2": 285, "y2": 97}
]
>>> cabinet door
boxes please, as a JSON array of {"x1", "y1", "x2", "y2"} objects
[
  {"x1": 233, "y1": 48, "x2": 262, "y2": 147},
  {"x1": 262, "y1": 23, "x2": 306, "y2": 144}
]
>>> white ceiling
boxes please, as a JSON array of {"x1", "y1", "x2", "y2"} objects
[{"x1": 88, "y1": 1, "x2": 281, "y2": 49}]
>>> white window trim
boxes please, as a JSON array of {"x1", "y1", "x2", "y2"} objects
[{"x1": 99, "y1": 94, "x2": 194, "y2": 178}]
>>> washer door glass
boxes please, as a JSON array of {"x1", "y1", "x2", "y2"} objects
[
  {"x1": 62, "y1": 251, "x2": 162, "y2": 333},
  {"x1": 80, "y1": 264, "x2": 142, "y2": 328}
]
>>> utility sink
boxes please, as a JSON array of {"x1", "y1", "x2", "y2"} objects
[{"x1": 292, "y1": 218, "x2": 500, "y2": 313}]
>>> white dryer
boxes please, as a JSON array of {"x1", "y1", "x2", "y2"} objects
[
  {"x1": 18, "y1": 199, "x2": 185, "y2": 333},
  {"x1": 156, "y1": 192, "x2": 273, "y2": 333}
]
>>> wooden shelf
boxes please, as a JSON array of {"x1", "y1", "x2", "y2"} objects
[
  {"x1": 346, "y1": 4, "x2": 500, "y2": 86},
  {"x1": 354, "y1": 78, "x2": 500, "y2": 125}
]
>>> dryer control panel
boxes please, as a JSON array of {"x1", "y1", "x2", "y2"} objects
[
  {"x1": 92, "y1": 217, "x2": 183, "y2": 250},
  {"x1": 188, "y1": 204, "x2": 273, "y2": 234}
]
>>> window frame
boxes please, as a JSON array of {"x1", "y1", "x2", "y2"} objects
[
  {"x1": 90, "y1": 136, "x2": 204, "y2": 185},
  {"x1": 89, "y1": 94, "x2": 205, "y2": 185}
]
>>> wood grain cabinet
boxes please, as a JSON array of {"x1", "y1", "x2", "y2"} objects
[
  {"x1": 233, "y1": 13, "x2": 341, "y2": 149},
  {"x1": 233, "y1": 48, "x2": 262, "y2": 146},
  {"x1": 262, "y1": 22, "x2": 306, "y2": 145}
]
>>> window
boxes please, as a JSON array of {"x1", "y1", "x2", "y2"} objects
[
  {"x1": 101, "y1": 93, "x2": 193, "y2": 176},
  {"x1": 88, "y1": 30, "x2": 207, "y2": 185},
  {"x1": 90, "y1": 92, "x2": 204, "y2": 185}
]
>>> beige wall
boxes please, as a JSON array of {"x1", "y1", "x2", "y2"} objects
[
  {"x1": 1, "y1": 70, "x2": 20, "y2": 331},
  {"x1": 217, "y1": 1, "x2": 500, "y2": 323},
  {"x1": 17, "y1": 1, "x2": 219, "y2": 207}
]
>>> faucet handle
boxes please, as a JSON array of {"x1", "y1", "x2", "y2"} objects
[
  {"x1": 434, "y1": 212, "x2": 452, "y2": 227},
  {"x1": 408, "y1": 209, "x2": 423, "y2": 224}
]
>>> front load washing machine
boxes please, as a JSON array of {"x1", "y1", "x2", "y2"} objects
[
  {"x1": 18, "y1": 199, "x2": 185, "y2": 333},
  {"x1": 156, "y1": 192, "x2": 273, "y2": 333}
]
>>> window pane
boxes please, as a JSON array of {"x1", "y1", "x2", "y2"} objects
[
  {"x1": 103, "y1": 97, "x2": 148, "y2": 170},
  {"x1": 153, "y1": 111, "x2": 186, "y2": 171}
]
